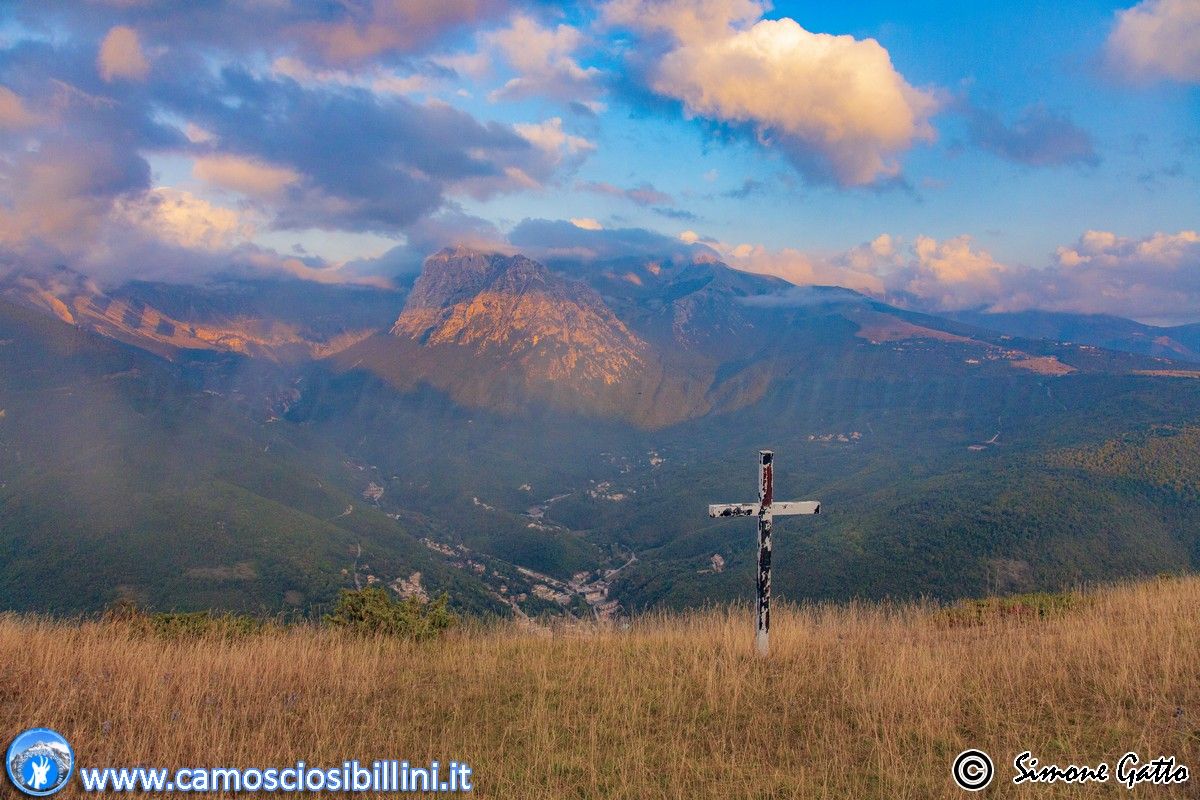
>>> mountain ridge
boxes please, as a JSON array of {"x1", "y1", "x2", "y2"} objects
[
  {"x1": 5, "y1": 250, "x2": 1191, "y2": 430},
  {"x1": 0, "y1": 268, "x2": 396, "y2": 362},
  {"x1": 951, "y1": 308, "x2": 1200, "y2": 364}
]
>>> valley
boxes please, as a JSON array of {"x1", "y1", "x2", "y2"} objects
[{"x1": 3, "y1": 248, "x2": 1200, "y2": 620}]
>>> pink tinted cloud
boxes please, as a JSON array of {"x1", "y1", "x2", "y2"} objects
[{"x1": 98, "y1": 26, "x2": 151, "y2": 82}]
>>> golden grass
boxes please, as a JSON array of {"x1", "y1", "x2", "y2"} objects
[{"x1": 3, "y1": 578, "x2": 1199, "y2": 799}]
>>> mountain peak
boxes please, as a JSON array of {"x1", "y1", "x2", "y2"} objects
[
  {"x1": 404, "y1": 250, "x2": 547, "y2": 313},
  {"x1": 391, "y1": 250, "x2": 646, "y2": 386}
]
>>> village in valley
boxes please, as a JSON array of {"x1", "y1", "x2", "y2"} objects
[{"x1": 345, "y1": 452, "x2": 660, "y2": 623}]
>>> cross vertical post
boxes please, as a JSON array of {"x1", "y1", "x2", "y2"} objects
[
  {"x1": 756, "y1": 450, "x2": 773, "y2": 656},
  {"x1": 708, "y1": 450, "x2": 821, "y2": 656}
]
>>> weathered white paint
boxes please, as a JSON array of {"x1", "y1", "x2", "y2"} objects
[
  {"x1": 773, "y1": 500, "x2": 821, "y2": 516},
  {"x1": 709, "y1": 500, "x2": 820, "y2": 518}
]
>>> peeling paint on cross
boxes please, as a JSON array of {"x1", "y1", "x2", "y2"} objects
[{"x1": 708, "y1": 450, "x2": 821, "y2": 656}]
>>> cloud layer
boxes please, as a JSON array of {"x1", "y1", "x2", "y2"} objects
[
  {"x1": 714, "y1": 228, "x2": 1200, "y2": 324},
  {"x1": 0, "y1": 4, "x2": 591, "y2": 284}
]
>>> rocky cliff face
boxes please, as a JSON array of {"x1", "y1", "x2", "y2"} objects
[
  {"x1": 392, "y1": 249, "x2": 647, "y2": 385},
  {"x1": 322, "y1": 248, "x2": 711, "y2": 426}
]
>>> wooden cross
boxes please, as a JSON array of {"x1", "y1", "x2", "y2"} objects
[{"x1": 708, "y1": 450, "x2": 821, "y2": 656}]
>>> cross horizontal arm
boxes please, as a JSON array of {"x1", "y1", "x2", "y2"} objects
[
  {"x1": 773, "y1": 500, "x2": 821, "y2": 516},
  {"x1": 708, "y1": 500, "x2": 821, "y2": 518},
  {"x1": 708, "y1": 503, "x2": 758, "y2": 518}
]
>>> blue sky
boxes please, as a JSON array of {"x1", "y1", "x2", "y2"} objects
[
  {"x1": 0, "y1": 0, "x2": 1197, "y2": 321},
  {"x1": 457, "y1": 0, "x2": 1195, "y2": 262}
]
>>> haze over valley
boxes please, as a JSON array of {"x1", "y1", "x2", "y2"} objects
[{"x1": 4, "y1": 244, "x2": 1200, "y2": 618}]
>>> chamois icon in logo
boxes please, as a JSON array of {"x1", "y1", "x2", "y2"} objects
[{"x1": 28, "y1": 757, "x2": 52, "y2": 790}]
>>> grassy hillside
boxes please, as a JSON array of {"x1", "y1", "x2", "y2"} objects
[{"x1": 3, "y1": 576, "x2": 1198, "y2": 798}]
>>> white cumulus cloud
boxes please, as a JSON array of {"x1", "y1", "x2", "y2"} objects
[
  {"x1": 1106, "y1": 0, "x2": 1200, "y2": 83},
  {"x1": 605, "y1": 0, "x2": 940, "y2": 186},
  {"x1": 0, "y1": 87, "x2": 41, "y2": 128},
  {"x1": 514, "y1": 117, "x2": 596, "y2": 166},
  {"x1": 1044, "y1": 229, "x2": 1200, "y2": 323},
  {"x1": 902, "y1": 235, "x2": 1010, "y2": 310},
  {"x1": 486, "y1": 13, "x2": 603, "y2": 104},
  {"x1": 112, "y1": 188, "x2": 254, "y2": 250}
]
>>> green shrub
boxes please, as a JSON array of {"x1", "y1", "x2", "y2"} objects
[
  {"x1": 148, "y1": 611, "x2": 265, "y2": 639},
  {"x1": 942, "y1": 591, "x2": 1083, "y2": 627},
  {"x1": 101, "y1": 598, "x2": 267, "y2": 638},
  {"x1": 324, "y1": 588, "x2": 456, "y2": 640}
]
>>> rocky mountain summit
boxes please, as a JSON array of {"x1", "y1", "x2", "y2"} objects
[{"x1": 392, "y1": 248, "x2": 647, "y2": 385}]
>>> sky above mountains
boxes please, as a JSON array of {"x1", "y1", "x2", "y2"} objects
[{"x1": 0, "y1": 0, "x2": 1197, "y2": 323}]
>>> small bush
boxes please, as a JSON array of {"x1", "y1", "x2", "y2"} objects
[
  {"x1": 324, "y1": 587, "x2": 456, "y2": 640},
  {"x1": 101, "y1": 598, "x2": 266, "y2": 639},
  {"x1": 942, "y1": 591, "x2": 1083, "y2": 627},
  {"x1": 148, "y1": 611, "x2": 265, "y2": 639}
]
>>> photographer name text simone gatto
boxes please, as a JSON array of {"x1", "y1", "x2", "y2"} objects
[{"x1": 1013, "y1": 751, "x2": 1188, "y2": 789}]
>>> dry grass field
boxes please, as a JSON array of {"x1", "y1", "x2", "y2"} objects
[{"x1": 3, "y1": 577, "x2": 1199, "y2": 799}]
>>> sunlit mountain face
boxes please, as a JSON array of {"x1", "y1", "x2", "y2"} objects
[{"x1": 0, "y1": 268, "x2": 399, "y2": 361}]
